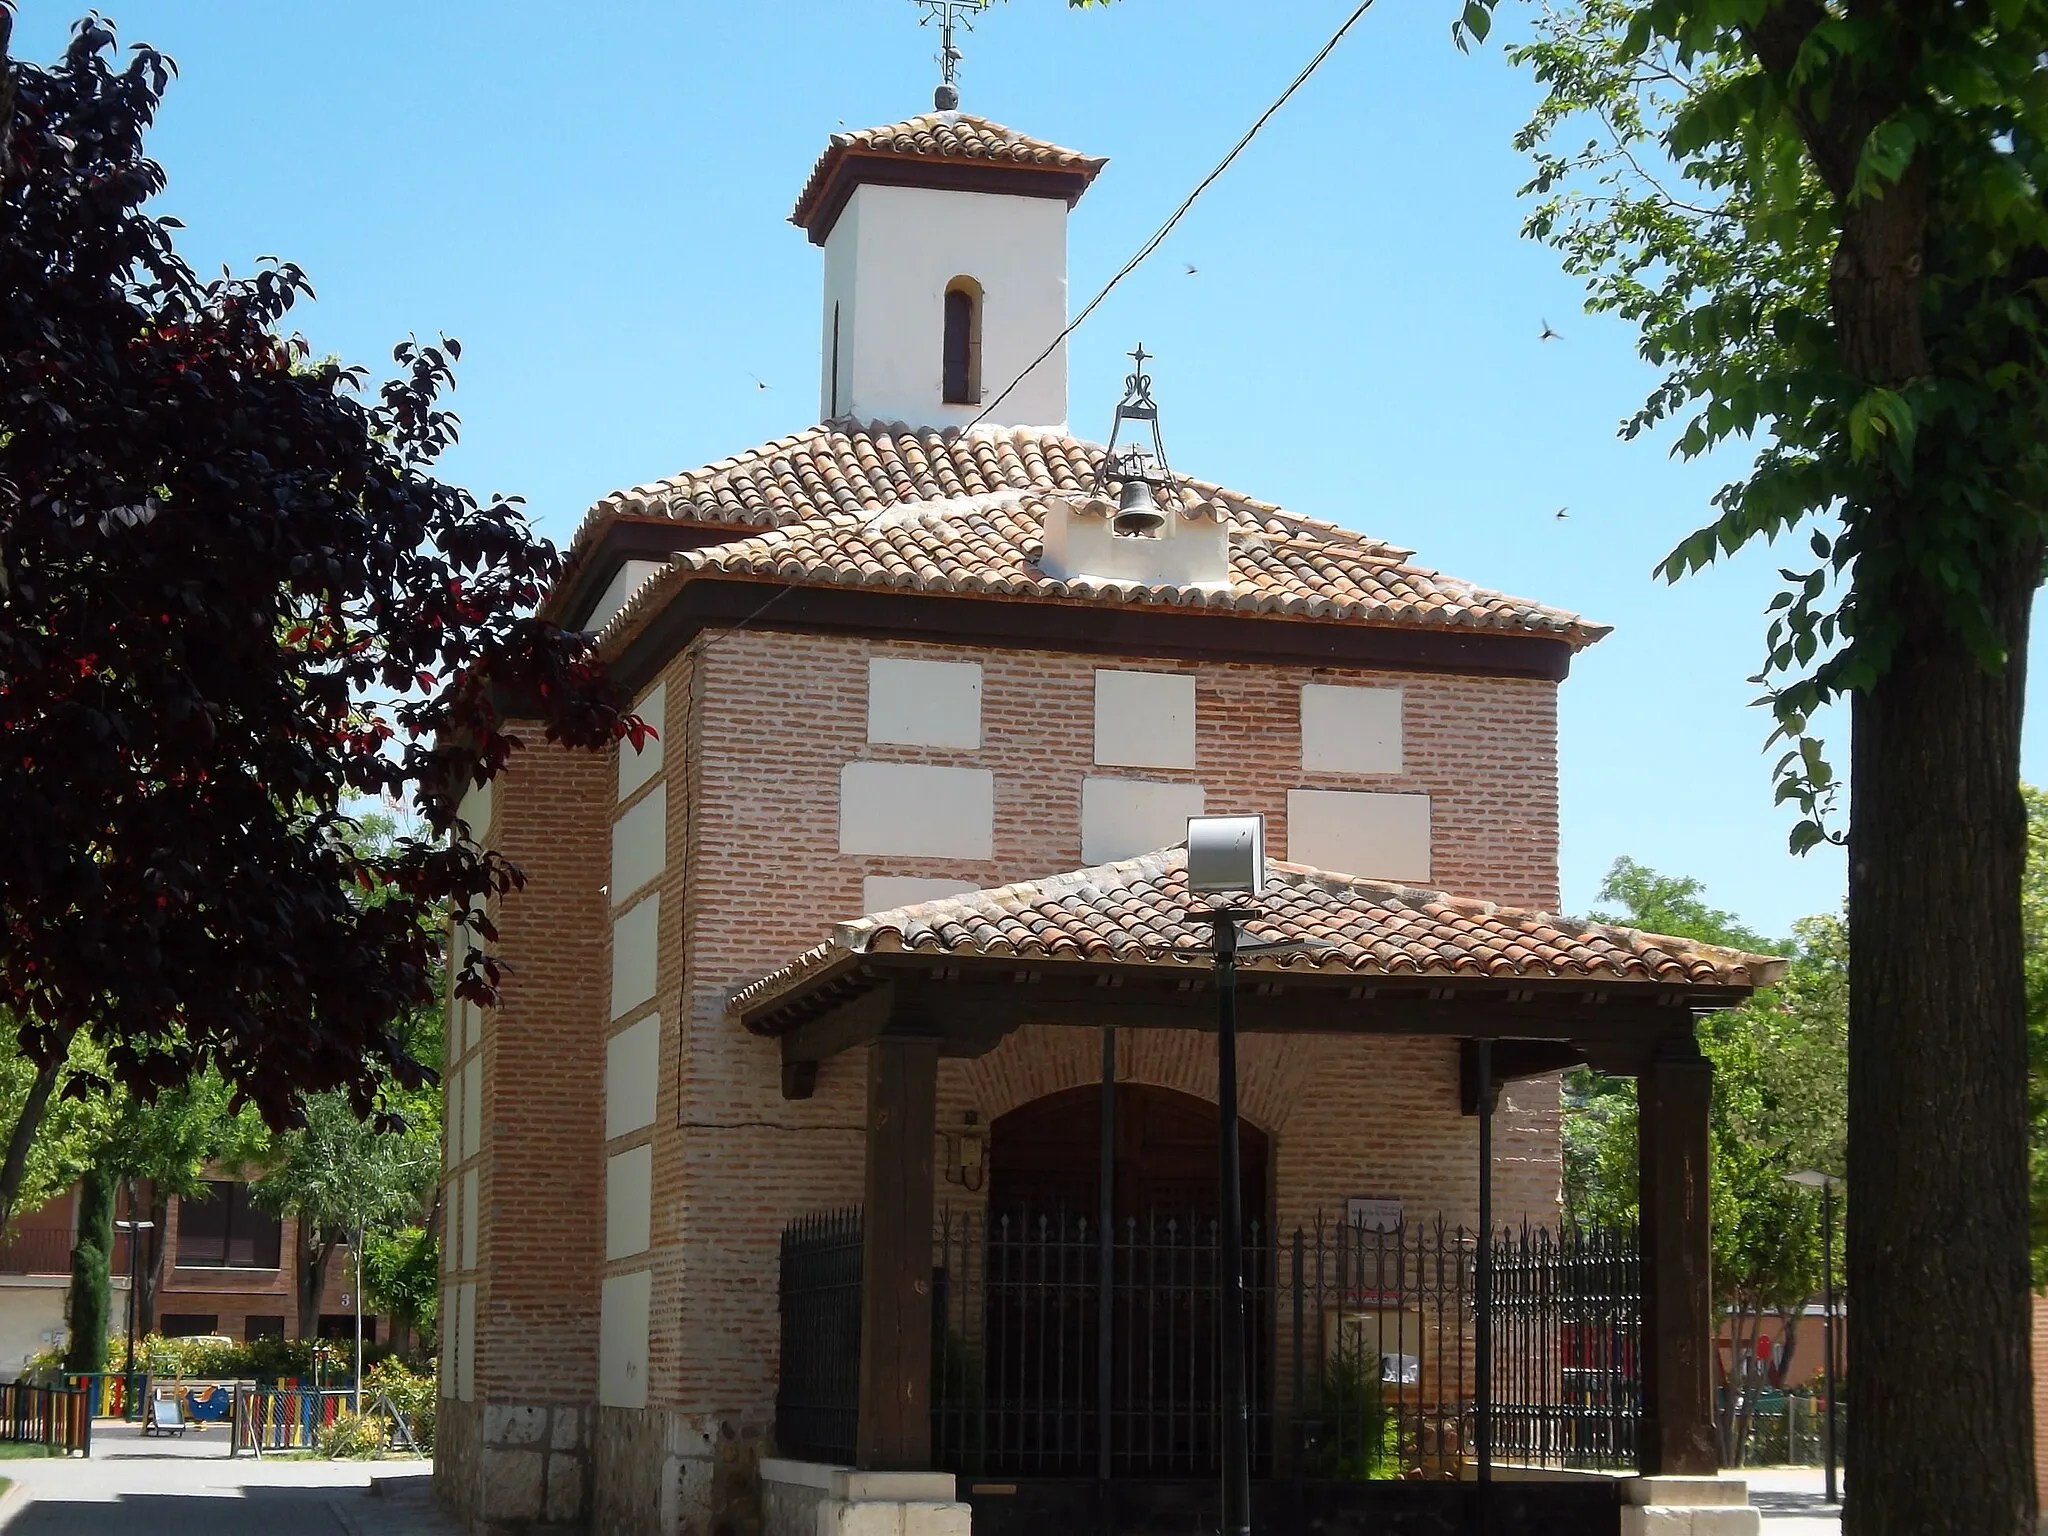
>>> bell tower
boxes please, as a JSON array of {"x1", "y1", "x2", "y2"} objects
[{"x1": 791, "y1": 109, "x2": 1106, "y2": 432}]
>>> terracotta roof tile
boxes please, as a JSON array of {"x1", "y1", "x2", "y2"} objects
[
  {"x1": 791, "y1": 112, "x2": 1108, "y2": 232},
  {"x1": 596, "y1": 472, "x2": 1606, "y2": 653},
  {"x1": 726, "y1": 848, "x2": 1788, "y2": 1021}
]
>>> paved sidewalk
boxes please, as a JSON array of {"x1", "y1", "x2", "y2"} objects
[
  {"x1": 0, "y1": 1423, "x2": 458, "y2": 1535},
  {"x1": 1747, "y1": 1467, "x2": 1842, "y2": 1532}
]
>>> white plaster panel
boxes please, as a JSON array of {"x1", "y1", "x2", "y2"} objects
[
  {"x1": 443, "y1": 1068, "x2": 460, "y2": 1169},
  {"x1": 460, "y1": 1056, "x2": 482, "y2": 1164},
  {"x1": 599, "y1": 1269, "x2": 652, "y2": 1409},
  {"x1": 823, "y1": 182, "x2": 1070, "y2": 431},
  {"x1": 585, "y1": 559, "x2": 665, "y2": 635},
  {"x1": 456, "y1": 1281, "x2": 476, "y2": 1402},
  {"x1": 610, "y1": 892, "x2": 660, "y2": 1020},
  {"x1": 457, "y1": 778, "x2": 493, "y2": 842},
  {"x1": 839, "y1": 763, "x2": 994, "y2": 859},
  {"x1": 461, "y1": 1166, "x2": 479, "y2": 1272},
  {"x1": 867, "y1": 659, "x2": 982, "y2": 749},
  {"x1": 1081, "y1": 778, "x2": 1206, "y2": 866},
  {"x1": 605, "y1": 1015, "x2": 662, "y2": 1139},
  {"x1": 618, "y1": 680, "x2": 667, "y2": 800},
  {"x1": 1094, "y1": 671, "x2": 1197, "y2": 770},
  {"x1": 462, "y1": 996, "x2": 480, "y2": 1054},
  {"x1": 442, "y1": 1180, "x2": 458, "y2": 1272},
  {"x1": 1286, "y1": 789, "x2": 1432, "y2": 883},
  {"x1": 610, "y1": 782, "x2": 667, "y2": 907},
  {"x1": 440, "y1": 1287, "x2": 456, "y2": 1397},
  {"x1": 605, "y1": 1145, "x2": 654, "y2": 1261},
  {"x1": 1300, "y1": 685, "x2": 1404, "y2": 775},
  {"x1": 862, "y1": 876, "x2": 982, "y2": 913}
]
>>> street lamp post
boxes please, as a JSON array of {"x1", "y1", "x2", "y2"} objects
[
  {"x1": 1783, "y1": 1170, "x2": 1841, "y2": 1504},
  {"x1": 1187, "y1": 815, "x2": 1266, "y2": 1536},
  {"x1": 113, "y1": 1214, "x2": 156, "y2": 1413},
  {"x1": 1186, "y1": 817, "x2": 1333, "y2": 1536}
]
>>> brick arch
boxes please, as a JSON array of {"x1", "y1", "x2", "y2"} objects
[{"x1": 950, "y1": 1023, "x2": 1322, "y2": 1138}]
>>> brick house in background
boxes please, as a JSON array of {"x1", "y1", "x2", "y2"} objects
[
  {"x1": 0, "y1": 1175, "x2": 374, "y2": 1375},
  {"x1": 435, "y1": 107, "x2": 1780, "y2": 1536}
]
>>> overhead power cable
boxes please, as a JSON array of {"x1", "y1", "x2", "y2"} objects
[{"x1": 967, "y1": 0, "x2": 1379, "y2": 431}]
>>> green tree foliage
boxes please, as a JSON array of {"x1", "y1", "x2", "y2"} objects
[
  {"x1": 250, "y1": 1090, "x2": 439, "y2": 1341},
  {"x1": 62, "y1": 1165, "x2": 112, "y2": 1375},
  {"x1": 95, "y1": 1073, "x2": 265, "y2": 1335},
  {"x1": 1455, "y1": 0, "x2": 2048, "y2": 1516},
  {"x1": 1567, "y1": 860, "x2": 1845, "y2": 1463},
  {"x1": 362, "y1": 1225, "x2": 439, "y2": 1359}
]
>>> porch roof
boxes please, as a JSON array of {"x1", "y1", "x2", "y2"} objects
[{"x1": 727, "y1": 847, "x2": 1786, "y2": 1039}]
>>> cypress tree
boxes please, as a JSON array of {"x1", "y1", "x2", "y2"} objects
[{"x1": 63, "y1": 1166, "x2": 113, "y2": 1375}]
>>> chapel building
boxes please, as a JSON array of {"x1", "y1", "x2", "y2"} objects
[{"x1": 435, "y1": 105, "x2": 1774, "y2": 1536}]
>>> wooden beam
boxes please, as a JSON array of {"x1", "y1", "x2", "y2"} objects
[
  {"x1": 1637, "y1": 1034, "x2": 1717, "y2": 1476},
  {"x1": 776, "y1": 982, "x2": 896, "y2": 1094},
  {"x1": 1459, "y1": 1039, "x2": 1588, "y2": 1114},
  {"x1": 854, "y1": 1034, "x2": 938, "y2": 1471}
]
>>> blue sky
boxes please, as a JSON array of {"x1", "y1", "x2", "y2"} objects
[{"x1": 20, "y1": 0, "x2": 2035, "y2": 941}]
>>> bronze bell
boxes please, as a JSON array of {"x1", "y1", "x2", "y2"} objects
[{"x1": 1113, "y1": 477, "x2": 1166, "y2": 537}]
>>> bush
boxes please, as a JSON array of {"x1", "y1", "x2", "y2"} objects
[
  {"x1": 314, "y1": 1410, "x2": 386, "y2": 1459},
  {"x1": 363, "y1": 1357, "x2": 435, "y2": 1454},
  {"x1": 1299, "y1": 1355, "x2": 1401, "y2": 1481}
]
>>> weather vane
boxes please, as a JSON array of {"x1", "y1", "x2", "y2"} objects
[{"x1": 913, "y1": 0, "x2": 990, "y2": 111}]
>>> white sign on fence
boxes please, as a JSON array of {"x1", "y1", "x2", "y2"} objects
[{"x1": 1347, "y1": 1197, "x2": 1404, "y2": 1233}]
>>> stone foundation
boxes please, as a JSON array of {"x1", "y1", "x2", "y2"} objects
[
  {"x1": 761, "y1": 1461, "x2": 969, "y2": 1536},
  {"x1": 435, "y1": 1399, "x2": 594, "y2": 1532},
  {"x1": 1619, "y1": 1476, "x2": 1761, "y2": 1536},
  {"x1": 589, "y1": 1406, "x2": 770, "y2": 1536}
]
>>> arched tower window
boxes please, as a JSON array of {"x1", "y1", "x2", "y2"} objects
[{"x1": 943, "y1": 278, "x2": 983, "y2": 405}]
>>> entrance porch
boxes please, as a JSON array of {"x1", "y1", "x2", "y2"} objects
[{"x1": 728, "y1": 848, "x2": 1781, "y2": 1533}]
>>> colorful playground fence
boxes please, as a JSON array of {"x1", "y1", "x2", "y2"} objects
[
  {"x1": 230, "y1": 1386, "x2": 355, "y2": 1455},
  {"x1": 0, "y1": 1382, "x2": 92, "y2": 1455}
]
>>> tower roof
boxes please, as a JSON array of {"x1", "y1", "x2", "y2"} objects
[{"x1": 791, "y1": 111, "x2": 1107, "y2": 244}]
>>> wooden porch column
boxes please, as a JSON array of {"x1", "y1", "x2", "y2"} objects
[
  {"x1": 855, "y1": 1032, "x2": 938, "y2": 1471},
  {"x1": 1637, "y1": 1033, "x2": 1717, "y2": 1475}
]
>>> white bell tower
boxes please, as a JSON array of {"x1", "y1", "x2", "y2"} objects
[{"x1": 791, "y1": 110, "x2": 1105, "y2": 433}]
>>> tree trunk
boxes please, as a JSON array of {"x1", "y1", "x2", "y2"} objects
[
  {"x1": 137, "y1": 1189, "x2": 168, "y2": 1338},
  {"x1": 0, "y1": 1050, "x2": 65, "y2": 1233},
  {"x1": 1846, "y1": 541, "x2": 2040, "y2": 1535},
  {"x1": 296, "y1": 1215, "x2": 332, "y2": 1341}
]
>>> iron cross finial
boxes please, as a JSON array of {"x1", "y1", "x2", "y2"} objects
[{"x1": 913, "y1": 0, "x2": 990, "y2": 110}]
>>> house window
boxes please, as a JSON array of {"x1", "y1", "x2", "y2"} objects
[
  {"x1": 244, "y1": 1315, "x2": 285, "y2": 1342},
  {"x1": 943, "y1": 278, "x2": 982, "y2": 404},
  {"x1": 160, "y1": 1313, "x2": 219, "y2": 1338},
  {"x1": 176, "y1": 1181, "x2": 282, "y2": 1269},
  {"x1": 319, "y1": 1315, "x2": 377, "y2": 1345}
]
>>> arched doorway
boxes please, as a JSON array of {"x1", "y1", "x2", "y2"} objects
[
  {"x1": 990, "y1": 1081, "x2": 1269, "y2": 1231},
  {"x1": 957, "y1": 1083, "x2": 1273, "y2": 1478}
]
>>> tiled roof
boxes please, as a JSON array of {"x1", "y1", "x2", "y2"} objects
[
  {"x1": 726, "y1": 848, "x2": 1788, "y2": 1021},
  {"x1": 595, "y1": 466, "x2": 1605, "y2": 653},
  {"x1": 791, "y1": 112, "x2": 1108, "y2": 231}
]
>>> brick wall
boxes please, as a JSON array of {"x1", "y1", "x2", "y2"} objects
[
  {"x1": 438, "y1": 737, "x2": 610, "y2": 1531},
  {"x1": 661, "y1": 628, "x2": 1562, "y2": 1415},
  {"x1": 468, "y1": 623, "x2": 1569, "y2": 1534}
]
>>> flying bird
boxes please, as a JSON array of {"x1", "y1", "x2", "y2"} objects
[
  {"x1": 1554, "y1": 507, "x2": 1569, "y2": 519},
  {"x1": 749, "y1": 373, "x2": 771, "y2": 391},
  {"x1": 1184, "y1": 263, "x2": 1199, "y2": 276},
  {"x1": 1540, "y1": 319, "x2": 1561, "y2": 342}
]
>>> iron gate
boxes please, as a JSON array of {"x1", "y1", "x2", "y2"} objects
[{"x1": 775, "y1": 1207, "x2": 1640, "y2": 1479}]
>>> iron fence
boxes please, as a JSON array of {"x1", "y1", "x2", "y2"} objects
[
  {"x1": 774, "y1": 1207, "x2": 1641, "y2": 1480},
  {"x1": 775, "y1": 1208, "x2": 863, "y2": 1464},
  {"x1": 0, "y1": 1382, "x2": 91, "y2": 1455},
  {"x1": 933, "y1": 1207, "x2": 1274, "y2": 1479},
  {"x1": 1488, "y1": 1222, "x2": 1640, "y2": 1472}
]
